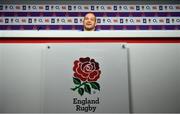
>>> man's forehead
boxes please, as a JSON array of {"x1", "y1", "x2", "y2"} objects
[{"x1": 85, "y1": 13, "x2": 95, "y2": 18}]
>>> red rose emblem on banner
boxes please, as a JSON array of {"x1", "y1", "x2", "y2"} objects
[
  {"x1": 73, "y1": 57, "x2": 101, "y2": 82},
  {"x1": 71, "y1": 57, "x2": 101, "y2": 96}
]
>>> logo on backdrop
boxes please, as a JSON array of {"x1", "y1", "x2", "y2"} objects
[
  {"x1": 71, "y1": 57, "x2": 101, "y2": 96},
  {"x1": 71, "y1": 57, "x2": 101, "y2": 112}
]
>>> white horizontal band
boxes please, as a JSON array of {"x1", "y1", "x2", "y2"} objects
[{"x1": 0, "y1": 30, "x2": 180, "y2": 38}]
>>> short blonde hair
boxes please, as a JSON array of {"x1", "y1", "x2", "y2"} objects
[{"x1": 84, "y1": 12, "x2": 97, "y2": 22}]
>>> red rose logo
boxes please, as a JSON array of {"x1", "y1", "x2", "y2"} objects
[
  {"x1": 71, "y1": 57, "x2": 101, "y2": 96},
  {"x1": 73, "y1": 57, "x2": 101, "y2": 82}
]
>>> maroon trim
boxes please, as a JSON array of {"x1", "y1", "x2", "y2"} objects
[{"x1": 0, "y1": 38, "x2": 180, "y2": 43}]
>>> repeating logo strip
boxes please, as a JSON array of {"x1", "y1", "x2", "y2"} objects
[
  {"x1": 0, "y1": 4, "x2": 179, "y2": 30},
  {"x1": 0, "y1": 5, "x2": 180, "y2": 12},
  {"x1": 1, "y1": 17, "x2": 179, "y2": 25}
]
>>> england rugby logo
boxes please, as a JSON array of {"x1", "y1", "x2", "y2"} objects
[{"x1": 71, "y1": 57, "x2": 101, "y2": 96}]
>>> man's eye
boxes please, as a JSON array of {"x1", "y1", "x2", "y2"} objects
[{"x1": 91, "y1": 19, "x2": 95, "y2": 21}]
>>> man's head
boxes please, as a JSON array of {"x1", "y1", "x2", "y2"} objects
[{"x1": 83, "y1": 12, "x2": 97, "y2": 31}]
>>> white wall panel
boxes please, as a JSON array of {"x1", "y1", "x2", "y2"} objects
[
  {"x1": 0, "y1": 43, "x2": 180, "y2": 113},
  {"x1": 0, "y1": 47, "x2": 3, "y2": 112},
  {"x1": 0, "y1": 44, "x2": 45, "y2": 113},
  {"x1": 43, "y1": 43, "x2": 129, "y2": 113},
  {"x1": 128, "y1": 44, "x2": 180, "y2": 113}
]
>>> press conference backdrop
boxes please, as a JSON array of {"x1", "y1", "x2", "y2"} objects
[
  {"x1": 0, "y1": 44, "x2": 130, "y2": 113},
  {"x1": 0, "y1": 0, "x2": 180, "y2": 30},
  {"x1": 0, "y1": 43, "x2": 180, "y2": 113},
  {"x1": 0, "y1": 0, "x2": 180, "y2": 113}
]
